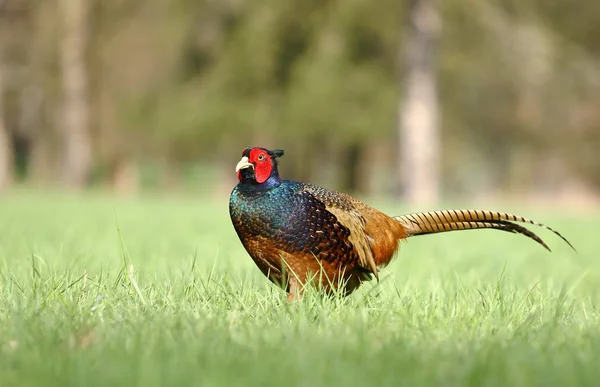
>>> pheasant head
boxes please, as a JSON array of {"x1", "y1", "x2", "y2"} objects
[{"x1": 235, "y1": 147, "x2": 285, "y2": 185}]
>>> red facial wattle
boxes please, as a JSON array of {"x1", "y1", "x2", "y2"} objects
[
  {"x1": 254, "y1": 162, "x2": 272, "y2": 184},
  {"x1": 249, "y1": 148, "x2": 273, "y2": 184}
]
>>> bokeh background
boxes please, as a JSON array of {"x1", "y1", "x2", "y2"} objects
[{"x1": 0, "y1": 0, "x2": 599, "y2": 207}]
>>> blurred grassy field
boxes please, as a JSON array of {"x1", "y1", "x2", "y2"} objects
[{"x1": 0, "y1": 191, "x2": 598, "y2": 387}]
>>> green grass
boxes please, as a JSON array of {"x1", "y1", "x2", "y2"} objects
[{"x1": 0, "y1": 191, "x2": 598, "y2": 387}]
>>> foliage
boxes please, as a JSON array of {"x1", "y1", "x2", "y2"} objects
[{"x1": 1, "y1": 0, "x2": 600, "y2": 196}]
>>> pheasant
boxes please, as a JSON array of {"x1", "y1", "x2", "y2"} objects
[{"x1": 229, "y1": 147, "x2": 575, "y2": 300}]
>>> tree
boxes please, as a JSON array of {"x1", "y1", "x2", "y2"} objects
[
  {"x1": 0, "y1": 0, "x2": 17, "y2": 192},
  {"x1": 398, "y1": 0, "x2": 441, "y2": 205},
  {"x1": 59, "y1": 0, "x2": 92, "y2": 188},
  {"x1": 0, "y1": 65, "x2": 12, "y2": 191}
]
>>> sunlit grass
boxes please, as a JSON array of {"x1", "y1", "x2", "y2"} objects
[{"x1": 0, "y1": 191, "x2": 598, "y2": 387}]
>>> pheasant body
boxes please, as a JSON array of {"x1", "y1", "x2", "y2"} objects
[
  {"x1": 230, "y1": 178, "x2": 404, "y2": 294},
  {"x1": 229, "y1": 147, "x2": 575, "y2": 299}
]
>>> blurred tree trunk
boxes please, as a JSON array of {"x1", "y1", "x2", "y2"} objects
[
  {"x1": 59, "y1": 0, "x2": 92, "y2": 189},
  {"x1": 25, "y1": 0, "x2": 59, "y2": 185},
  {"x1": 398, "y1": 0, "x2": 441, "y2": 205},
  {"x1": 0, "y1": 66, "x2": 13, "y2": 191},
  {"x1": 0, "y1": 3, "x2": 14, "y2": 191}
]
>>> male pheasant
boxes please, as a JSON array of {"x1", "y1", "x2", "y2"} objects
[{"x1": 229, "y1": 147, "x2": 575, "y2": 300}]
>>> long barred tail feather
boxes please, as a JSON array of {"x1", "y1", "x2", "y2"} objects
[{"x1": 393, "y1": 209, "x2": 576, "y2": 252}]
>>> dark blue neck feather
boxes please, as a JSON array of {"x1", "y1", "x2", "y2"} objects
[{"x1": 238, "y1": 169, "x2": 282, "y2": 193}]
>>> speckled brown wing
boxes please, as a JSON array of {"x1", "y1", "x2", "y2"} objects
[{"x1": 300, "y1": 184, "x2": 408, "y2": 280}]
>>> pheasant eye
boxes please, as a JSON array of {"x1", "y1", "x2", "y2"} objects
[{"x1": 258, "y1": 154, "x2": 265, "y2": 161}]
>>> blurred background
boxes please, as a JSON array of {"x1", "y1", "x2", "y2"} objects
[{"x1": 0, "y1": 0, "x2": 599, "y2": 207}]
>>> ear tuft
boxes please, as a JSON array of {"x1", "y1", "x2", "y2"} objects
[{"x1": 269, "y1": 149, "x2": 284, "y2": 158}]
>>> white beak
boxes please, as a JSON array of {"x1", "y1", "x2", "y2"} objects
[{"x1": 235, "y1": 156, "x2": 254, "y2": 172}]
